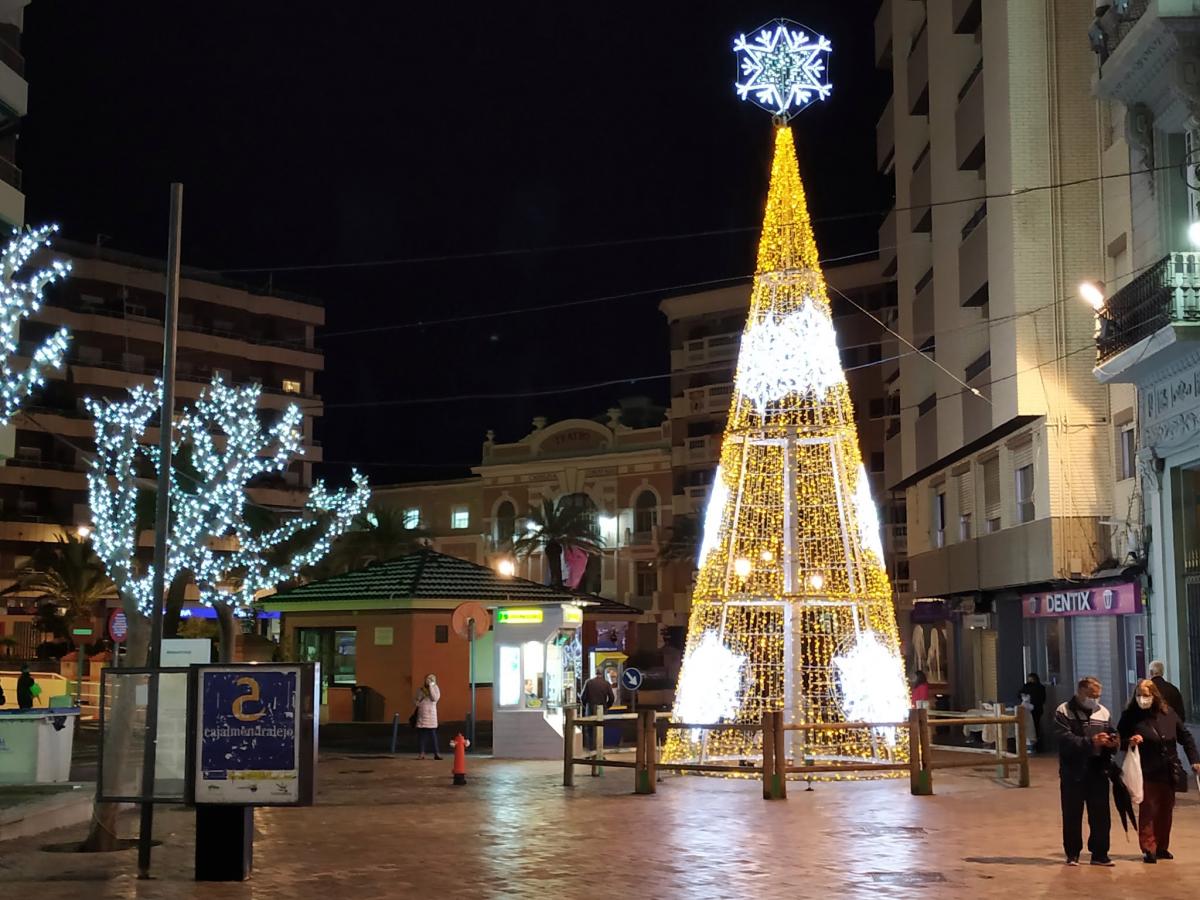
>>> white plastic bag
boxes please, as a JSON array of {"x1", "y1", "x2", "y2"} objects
[{"x1": 1122, "y1": 745, "x2": 1144, "y2": 806}]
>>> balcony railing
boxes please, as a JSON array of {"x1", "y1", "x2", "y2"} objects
[
  {"x1": 1094, "y1": 0, "x2": 1150, "y2": 63},
  {"x1": 1096, "y1": 252, "x2": 1200, "y2": 361}
]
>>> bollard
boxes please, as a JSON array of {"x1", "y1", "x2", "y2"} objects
[
  {"x1": 563, "y1": 707, "x2": 576, "y2": 787},
  {"x1": 450, "y1": 733, "x2": 470, "y2": 785},
  {"x1": 390, "y1": 712, "x2": 401, "y2": 755}
]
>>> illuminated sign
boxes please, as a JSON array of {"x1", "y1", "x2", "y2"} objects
[
  {"x1": 496, "y1": 608, "x2": 544, "y2": 625},
  {"x1": 562, "y1": 605, "x2": 583, "y2": 625}
]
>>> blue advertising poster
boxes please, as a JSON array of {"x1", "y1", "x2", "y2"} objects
[{"x1": 196, "y1": 667, "x2": 300, "y2": 804}]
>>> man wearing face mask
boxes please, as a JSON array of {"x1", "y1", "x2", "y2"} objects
[{"x1": 1053, "y1": 676, "x2": 1119, "y2": 866}]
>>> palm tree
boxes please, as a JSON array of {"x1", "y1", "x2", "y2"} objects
[
  {"x1": 512, "y1": 497, "x2": 602, "y2": 588},
  {"x1": 322, "y1": 505, "x2": 430, "y2": 574},
  {"x1": 6, "y1": 532, "x2": 115, "y2": 637}
]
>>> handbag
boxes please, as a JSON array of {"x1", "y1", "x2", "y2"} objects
[{"x1": 1148, "y1": 720, "x2": 1189, "y2": 794}]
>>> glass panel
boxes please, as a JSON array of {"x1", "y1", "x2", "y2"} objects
[
  {"x1": 99, "y1": 670, "x2": 189, "y2": 802},
  {"x1": 332, "y1": 630, "x2": 356, "y2": 685},
  {"x1": 498, "y1": 645, "x2": 521, "y2": 706},
  {"x1": 522, "y1": 640, "x2": 545, "y2": 708},
  {"x1": 544, "y1": 642, "x2": 563, "y2": 708}
]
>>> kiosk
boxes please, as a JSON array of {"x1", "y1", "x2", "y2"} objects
[{"x1": 492, "y1": 603, "x2": 584, "y2": 758}]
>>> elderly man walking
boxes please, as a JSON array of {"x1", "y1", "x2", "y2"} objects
[
  {"x1": 1054, "y1": 676, "x2": 1119, "y2": 867},
  {"x1": 1149, "y1": 660, "x2": 1187, "y2": 722}
]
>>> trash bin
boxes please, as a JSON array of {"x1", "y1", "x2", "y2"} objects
[{"x1": 0, "y1": 708, "x2": 80, "y2": 784}]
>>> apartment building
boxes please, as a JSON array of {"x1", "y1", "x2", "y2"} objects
[
  {"x1": 0, "y1": 240, "x2": 324, "y2": 581},
  {"x1": 1088, "y1": 0, "x2": 1200, "y2": 724},
  {"x1": 0, "y1": 1, "x2": 28, "y2": 231},
  {"x1": 657, "y1": 259, "x2": 909, "y2": 613},
  {"x1": 876, "y1": 0, "x2": 1138, "y2": 712}
]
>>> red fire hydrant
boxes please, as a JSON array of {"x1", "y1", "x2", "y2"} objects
[{"x1": 450, "y1": 733, "x2": 470, "y2": 785}]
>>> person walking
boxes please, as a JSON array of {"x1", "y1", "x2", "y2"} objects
[
  {"x1": 1019, "y1": 672, "x2": 1048, "y2": 751},
  {"x1": 1054, "y1": 676, "x2": 1119, "y2": 866},
  {"x1": 16, "y1": 663, "x2": 36, "y2": 710},
  {"x1": 1148, "y1": 660, "x2": 1187, "y2": 722},
  {"x1": 580, "y1": 667, "x2": 615, "y2": 751},
  {"x1": 414, "y1": 674, "x2": 442, "y2": 760},
  {"x1": 910, "y1": 670, "x2": 930, "y2": 707},
  {"x1": 1118, "y1": 678, "x2": 1200, "y2": 863}
]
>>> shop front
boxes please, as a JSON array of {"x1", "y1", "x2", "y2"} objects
[{"x1": 1021, "y1": 580, "x2": 1146, "y2": 715}]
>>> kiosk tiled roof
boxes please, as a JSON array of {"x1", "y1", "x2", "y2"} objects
[{"x1": 266, "y1": 549, "x2": 639, "y2": 615}]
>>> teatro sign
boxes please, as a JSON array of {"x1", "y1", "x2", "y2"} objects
[{"x1": 1021, "y1": 581, "x2": 1141, "y2": 618}]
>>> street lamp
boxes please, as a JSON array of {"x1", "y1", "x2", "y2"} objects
[
  {"x1": 1078, "y1": 280, "x2": 1105, "y2": 311},
  {"x1": 497, "y1": 558, "x2": 515, "y2": 578},
  {"x1": 76, "y1": 525, "x2": 91, "y2": 539}
]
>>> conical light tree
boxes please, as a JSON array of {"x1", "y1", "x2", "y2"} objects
[{"x1": 663, "y1": 119, "x2": 908, "y2": 773}]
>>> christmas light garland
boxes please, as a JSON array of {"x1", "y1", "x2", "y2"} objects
[{"x1": 87, "y1": 376, "x2": 370, "y2": 614}]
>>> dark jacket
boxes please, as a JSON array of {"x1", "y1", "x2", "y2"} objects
[
  {"x1": 1117, "y1": 705, "x2": 1200, "y2": 784},
  {"x1": 580, "y1": 676, "x2": 615, "y2": 711},
  {"x1": 1019, "y1": 680, "x2": 1047, "y2": 714},
  {"x1": 16, "y1": 672, "x2": 35, "y2": 710},
  {"x1": 1054, "y1": 696, "x2": 1117, "y2": 781},
  {"x1": 1152, "y1": 676, "x2": 1187, "y2": 723}
]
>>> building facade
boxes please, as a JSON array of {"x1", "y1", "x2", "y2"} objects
[
  {"x1": 1089, "y1": 0, "x2": 1200, "y2": 724},
  {"x1": 0, "y1": 240, "x2": 324, "y2": 594},
  {"x1": 0, "y1": 0, "x2": 27, "y2": 232},
  {"x1": 876, "y1": 0, "x2": 1139, "y2": 713}
]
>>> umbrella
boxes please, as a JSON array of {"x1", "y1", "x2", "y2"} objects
[{"x1": 1109, "y1": 761, "x2": 1138, "y2": 835}]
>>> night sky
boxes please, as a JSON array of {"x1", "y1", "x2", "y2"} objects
[{"x1": 21, "y1": 3, "x2": 889, "y2": 485}]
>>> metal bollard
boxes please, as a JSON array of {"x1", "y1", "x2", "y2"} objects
[{"x1": 390, "y1": 712, "x2": 401, "y2": 755}]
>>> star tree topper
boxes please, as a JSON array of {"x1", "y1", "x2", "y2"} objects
[{"x1": 734, "y1": 19, "x2": 832, "y2": 121}]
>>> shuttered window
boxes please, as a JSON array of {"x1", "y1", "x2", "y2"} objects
[
  {"x1": 957, "y1": 470, "x2": 973, "y2": 541},
  {"x1": 982, "y1": 456, "x2": 1000, "y2": 531}
]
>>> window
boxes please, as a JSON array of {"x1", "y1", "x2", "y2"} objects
[
  {"x1": 633, "y1": 490, "x2": 657, "y2": 535},
  {"x1": 933, "y1": 490, "x2": 946, "y2": 548},
  {"x1": 896, "y1": 560, "x2": 910, "y2": 580},
  {"x1": 1119, "y1": 427, "x2": 1136, "y2": 480},
  {"x1": 635, "y1": 560, "x2": 658, "y2": 598},
  {"x1": 403, "y1": 507, "x2": 420, "y2": 529},
  {"x1": 869, "y1": 398, "x2": 885, "y2": 419},
  {"x1": 959, "y1": 512, "x2": 972, "y2": 542},
  {"x1": 498, "y1": 645, "x2": 522, "y2": 706},
  {"x1": 870, "y1": 452, "x2": 885, "y2": 473},
  {"x1": 982, "y1": 455, "x2": 1000, "y2": 529},
  {"x1": 1015, "y1": 464, "x2": 1035, "y2": 523},
  {"x1": 435, "y1": 625, "x2": 449, "y2": 643},
  {"x1": 957, "y1": 469, "x2": 973, "y2": 541},
  {"x1": 296, "y1": 628, "x2": 357, "y2": 686},
  {"x1": 451, "y1": 505, "x2": 470, "y2": 529},
  {"x1": 495, "y1": 500, "x2": 516, "y2": 543},
  {"x1": 282, "y1": 379, "x2": 302, "y2": 394},
  {"x1": 522, "y1": 640, "x2": 545, "y2": 708}
]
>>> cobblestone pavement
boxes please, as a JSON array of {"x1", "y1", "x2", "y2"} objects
[{"x1": 2, "y1": 754, "x2": 1200, "y2": 899}]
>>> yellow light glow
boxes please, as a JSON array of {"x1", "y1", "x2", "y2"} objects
[
  {"x1": 496, "y1": 607, "x2": 543, "y2": 624},
  {"x1": 496, "y1": 558, "x2": 516, "y2": 578},
  {"x1": 664, "y1": 126, "x2": 909, "y2": 779}
]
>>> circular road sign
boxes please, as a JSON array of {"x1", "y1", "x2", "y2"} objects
[
  {"x1": 620, "y1": 667, "x2": 644, "y2": 692},
  {"x1": 108, "y1": 609, "x2": 129, "y2": 643}
]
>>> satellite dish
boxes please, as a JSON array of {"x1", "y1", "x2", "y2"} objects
[{"x1": 452, "y1": 602, "x2": 490, "y2": 639}]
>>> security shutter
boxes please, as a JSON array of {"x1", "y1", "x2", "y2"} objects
[
  {"x1": 983, "y1": 456, "x2": 1000, "y2": 517},
  {"x1": 1071, "y1": 617, "x2": 1117, "y2": 703},
  {"x1": 1012, "y1": 440, "x2": 1033, "y2": 472},
  {"x1": 957, "y1": 470, "x2": 974, "y2": 516}
]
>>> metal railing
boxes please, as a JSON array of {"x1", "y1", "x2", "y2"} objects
[
  {"x1": 563, "y1": 706, "x2": 1029, "y2": 798},
  {"x1": 1097, "y1": 252, "x2": 1200, "y2": 361}
]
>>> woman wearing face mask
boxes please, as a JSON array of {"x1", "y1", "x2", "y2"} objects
[
  {"x1": 1117, "y1": 678, "x2": 1200, "y2": 863},
  {"x1": 414, "y1": 673, "x2": 442, "y2": 760}
]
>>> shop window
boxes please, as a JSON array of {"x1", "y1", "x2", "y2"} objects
[
  {"x1": 435, "y1": 625, "x2": 449, "y2": 643},
  {"x1": 1015, "y1": 464, "x2": 1035, "y2": 523},
  {"x1": 1118, "y1": 428, "x2": 1136, "y2": 481},
  {"x1": 297, "y1": 627, "x2": 357, "y2": 687},
  {"x1": 451, "y1": 505, "x2": 470, "y2": 529},
  {"x1": 403, "y1": 506, "x2": 420, "y2": 529},
  {"x1": 522, "y1": 640, "x2": 545, "y2": 708},
  {"x1": 933, "y1": 490, "x2": 945, "y2": 548}
]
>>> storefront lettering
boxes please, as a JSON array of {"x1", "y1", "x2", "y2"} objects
[
  {"x1": 1041, "y1": 591, "x2": 1092, "y2": 614},
  {"x1": 1022, "y1": 581, "x2": 1141, "y2": 618},
  {"x1": 1142, "y1": 366, "x2": 1200, "y2": 426}
]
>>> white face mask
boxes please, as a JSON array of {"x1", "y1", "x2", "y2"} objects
[
  {"x1": 1136, "y1": 695, "x2": 1153, "y2": 710},
  {"x1": 1079, "y1": 695, "x2": 1098, "y2": 711}
]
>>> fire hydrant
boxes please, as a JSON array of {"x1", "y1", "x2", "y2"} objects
[{"x1": 450, "y1": 733, "x2": 470, "y2": 785}]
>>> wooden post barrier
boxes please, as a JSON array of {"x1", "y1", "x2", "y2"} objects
[
  {"x1": 1016, "y1": 707, "x2": 1030, "y2": 788},
  {"x1": 564, "y1": 706, "x2": 576, "y2": 787},
  {"x1": 908, "y1": 708, "x2": 924, "y2": 795},
  {"x1": 773, "y1": 711, "x2": 787, "y2": 799},
  {"x1": 634, "y1": 710, "x2": 656, "y2": 794},
  {"x1": 917, "y1": 707, "x2": 934, "y2": 795},
  {"x1": 761, "y1": 711, "x2": 775, "y2": 800},
  {"x1": 592, "y1": 704, "x2": 604, "y2": 777}
]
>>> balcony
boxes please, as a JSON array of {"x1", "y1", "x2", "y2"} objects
[
  {"x1": 964, "y1": 351, "x2": 992, "y2": 443},
  {"x1": 877, "y1": 97, "x2": 895, "y2": 174},
  {"x1": 879, "y1": 207, "x2": 898, "y2": 278},
  {"x1": 1095, "y1": 251, "x2": 1200, "y2": 381},
  {"x1": 875, "y1": 0, "x2": 893, "y2": 69},
  {"x1": 913, "y1": 268, "x2": 934, "y2": 341},
  {"x1": 916, "y1": 396, "x2": 938, "y2": 470},
  {"x1": 672, "y1": 434, "x2": 719, "y2": 466},
  {"x1": 672, "y1": 382, "x2": 733, "y2": 418},
  {"x1": 670, "y1": 333, "x2": 739, "y2": 371},
  {"x1": 907, "y1": 20, "x2": 929, "y2": 115},
  {"x1": 1092, "y1": 1, "x2": 1200, "y2": 132},
  {"x1": 958, "y1": 204, "x2": 988, "y2": 308},
  {"x1": 887, "y1": 523, "x2": 908, "y2": 554},
  {"x1": 910, "y1": 144, "x2": 932, "y2": 233},
  {"x1": 955, "y1": 61, "x2": 985, "y2": 171},
  {"x1": 952, "y1": 0, "x2": 983, "y2": 34}
]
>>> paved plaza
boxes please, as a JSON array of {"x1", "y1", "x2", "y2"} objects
[{"x1": 3, "y1": 754, "x2": 1200, "y2": 899}]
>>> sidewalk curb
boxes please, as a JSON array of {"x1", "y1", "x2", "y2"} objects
[{"x1": 0, "y1": 786, "x2": 94, "y2": 844}]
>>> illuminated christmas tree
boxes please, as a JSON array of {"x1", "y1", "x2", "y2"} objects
[{"x1": 664, "y1": 21, "x2": 908, "y2": 774}]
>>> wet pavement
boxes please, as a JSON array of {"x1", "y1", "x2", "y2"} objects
[{"x1": 2, "y1": 754, "x2": 1199, "y2": 898}]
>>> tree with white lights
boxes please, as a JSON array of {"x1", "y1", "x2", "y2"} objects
[
  {"x1": 663, "y1": 22, "x2": 908, "y2": 775},
  {"x1": 0, "y1": 224, "x2": 71, "y2": 421}
]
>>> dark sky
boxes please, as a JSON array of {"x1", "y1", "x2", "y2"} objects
[{"x1": 21, "y1": 3, "x2": 889, "y2": 485}]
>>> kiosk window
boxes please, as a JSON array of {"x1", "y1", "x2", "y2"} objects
[
  {"x1": 498, "y1": 645, "x2": 522, "y2": 706},
  {"x1": 523, "y1": 640, "x2": 545, "y2": 706}
]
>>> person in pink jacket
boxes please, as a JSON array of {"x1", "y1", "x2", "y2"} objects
[{"x1": 415, "y1": 674, "x2": 442, "y2": 760}]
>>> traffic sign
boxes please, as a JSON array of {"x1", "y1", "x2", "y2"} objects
[
  {"x1": 109, "y1": 609, "x2": 129, "y2": 643},
  {"x1": 620, "y1": 667, "x2": 643, "y2": 692}
]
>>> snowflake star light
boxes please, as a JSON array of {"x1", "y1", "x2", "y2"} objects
[
  {"x1": 673, "y1": 630, "x2": 747, "y2": 740},
  {"x1": 734, "y1": 20, "x2": 832, "y2": 121},
  {"x1": 833, "y1": 631, "x2": 909, "y2": 747}
]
